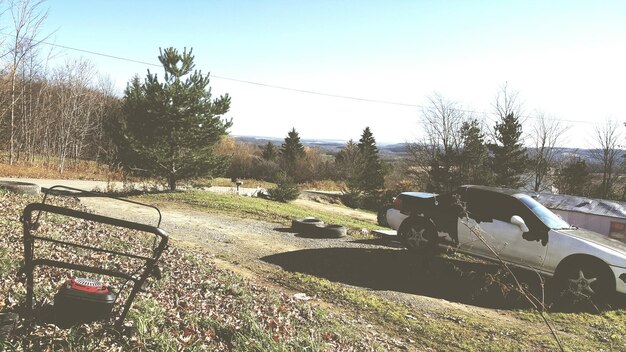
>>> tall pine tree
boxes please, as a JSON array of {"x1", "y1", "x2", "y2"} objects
[
  {"x1": 261, "y1": 141, "x2": 278, "y2": 161},
  {"x1": 491, "y1": 113, "x2": 527, "y2": 188},
  {"x1": 357, "y1": 127, "x2": 385, "y2": 193},
  {"x1": 459, "y1": 119, "x2": 491, "y2": 185},
  {"x1": 280, "y1": 128, "x2": 305, "y2": 177},
  {"x1": 335, "y1": 139, "x2": 363, "y2": 191},
  {"x1": 117, "y1": 47, "x2": 232, "y2": 190},
  {"x1": 556, "y1": 158, "x2": 590, "y2": 196}
]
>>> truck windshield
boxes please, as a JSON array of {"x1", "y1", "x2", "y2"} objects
[{"x1": 519, "y1": 195, "x2": 570, "y2": 229}]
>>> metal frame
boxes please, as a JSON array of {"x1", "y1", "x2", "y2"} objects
[{"x1": 20, "y1": 185, "x2": 168, "y2": 330}]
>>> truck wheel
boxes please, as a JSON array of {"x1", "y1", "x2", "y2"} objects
[
  {"x1": 398, "y1": 216, "x2": 437, "y2": 253},
  {"x1": 315, "y1": 224, "x2": 347, "y2": 238},
  {"x1": 291, "y1": 218, "x2": 324, "y2": 233}
]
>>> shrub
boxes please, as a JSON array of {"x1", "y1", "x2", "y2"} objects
[
  {"x1": 341, "y1": 189, "x2": 364, "y2": 209},
  {"x1": 267, "y1": 173, "x2": 300, "y2": 202}
]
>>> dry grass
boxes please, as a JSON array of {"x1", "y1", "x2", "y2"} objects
[
  {"x1": 0, "y1": 156, "x2": 124, "y2": 181},
  {"x1": 298, "y1": 179, "x2": 345, "y2": 192}
]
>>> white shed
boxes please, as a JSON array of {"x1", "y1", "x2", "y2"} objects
[{"x1": 533, "y1": 193, "x2": 626, "y2": 243}]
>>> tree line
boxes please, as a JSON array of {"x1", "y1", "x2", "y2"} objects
[
  {"x1": 0, "y1": 0, "x2": 119, "y2": 172},
  {"x1": 1, "y1": 1, "x2": 624, "y2": 204},
  {"x1": 406, "y1": 86, "x2": 624, "y2": 201}
]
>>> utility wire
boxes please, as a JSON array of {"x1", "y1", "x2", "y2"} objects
[{"x1": 0, "y1": 32, "x2": 604, "y2": 126}]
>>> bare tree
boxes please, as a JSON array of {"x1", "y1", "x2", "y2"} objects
[
  {"x1": 5, "y1": 0, "x2": 49, "y2": 164},
  {"x1": 49, "y1": 59, "x2": 100, "y2": 172},
  {"x1": 528, "y1": 112, "x2": 569, "y2": 192},
  {"x1": 407, "y1": 93, "x2": 467, "y2": 192},
  {"x1": 490, "y1": 83, "x2": 528, "y2": 188},
  {"x1": 493, "y1": 82, "x2": 524, "y2": 124},
  {"x1": 590, "y1": 118, "x2": 622, "y2": 199}
]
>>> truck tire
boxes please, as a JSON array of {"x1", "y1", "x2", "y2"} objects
[
  {"x1": 291, "y1": 218, "x2": 324, "y2": 233},
  {"x1": 315, "y1": 224, "x2": 347, "y2": 238}
]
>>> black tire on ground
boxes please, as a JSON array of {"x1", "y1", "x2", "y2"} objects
[
  {"x1": 291, "y1": 218, "x2": 324, "y2": 233},
  {"x1": 377, "y1": 206, "x2": 391, "y2": 227},
  {"x1": 315, "y1": 224, "x2": 347, "y2": 238},
  {"x1": 0, "y1": 181, "x2": 40, "y2": 195},
  {"x1": 397, "y1": 216, "x2": 437, "y2": 253},
  {"x1": 552, "y1": 258, "x2": 614, "y2": 311}
]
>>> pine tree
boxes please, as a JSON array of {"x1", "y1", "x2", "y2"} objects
[
  {"x1": 357, "y1": 127, "x2": 385, "y2": 193},
  {"x1": 280, "y1": 128, "x2": 305, "y2": 177},
  {"x1": 116, "y1": 47, "x2": 232, "y2": 190},
  {"x1": 491, "y1": 113, "x2": 527, "y2": 188},
  {"x1": 556, "y1": 158, "x2": 590, "y2": 196},
  {"x1": 459, "y1": 119, "x2": 491, "y2": 185},
  {"x1": 261, "y1": 141, "x2": 278, "y2": 161},
  {"x1": 335, "y1": 139, "x2": 363, "y2": 190}
]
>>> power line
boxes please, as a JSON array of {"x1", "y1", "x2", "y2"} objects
[
  {"x1": 28, "y1": 37, "x2": 425, "y2": 108},
  {"x1": 0, "y1": 32, "x2": 606, "y2": 126}
]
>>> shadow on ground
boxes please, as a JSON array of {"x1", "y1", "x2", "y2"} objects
[{"x1": 263, "y1": 247, "x2": 553, "y2": 310}]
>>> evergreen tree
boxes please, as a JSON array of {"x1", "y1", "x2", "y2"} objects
[
  {"x1": 334, "y1": 139, "x2": 363, "y2": 190},
  {"x1": 357, "y1": 127, "x2": 385, "y2": 193},
  {"x1": 280, "y1": 128, "x2": 305, "y2": 176},
  {"x1": 459, "y1": 119, "x2": 491, "y2": 185},
  {"x1": 491, "y1": 113, "x2": 527, "y2": 188},
  {"x1": 116, "y1": 47, "x2": 232, "y2": 190},
  {"x1": 267, "y1": 171, "x2": 300, "y2": 202},
  {"x1": 556, "y1": 158, "x2": 590, "y2": 196},
  {"x1": 261, "y1": 141, "x2": 278, "y2": 161}
]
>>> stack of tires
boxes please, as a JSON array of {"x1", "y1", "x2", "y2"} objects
[{"x1": 291, "y1": 217, "x2": 347, "y2": 238}]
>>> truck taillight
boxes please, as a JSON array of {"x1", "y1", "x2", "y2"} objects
[{"x1": 393, "y1": 197, "x2": 402, "y2": 210}]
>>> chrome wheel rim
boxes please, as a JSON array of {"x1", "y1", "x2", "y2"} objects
[
  {"x1": 405, "y1": 225, "x2": 429, "y2": 249},
  {"x1": 568, "y1": 270, "x2": 597, "y2": 297}
]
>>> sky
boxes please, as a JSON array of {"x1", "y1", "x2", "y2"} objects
[{"x1": 27, "y1": 0, "x2": 626, "y2": 147}]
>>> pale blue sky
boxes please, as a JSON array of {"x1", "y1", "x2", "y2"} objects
[{"x1": 34, "y1": 0, "x2": 626, "y2": 146}]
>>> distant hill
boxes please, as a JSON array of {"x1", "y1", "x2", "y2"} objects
[
  {"x1": 233, "y1": 135, "x2": 625, "y2": 162},
  {"x1": 233, "y1": 135, "x2": 409, "y2": 158}
]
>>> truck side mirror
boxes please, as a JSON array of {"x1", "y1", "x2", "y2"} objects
[{"x1": 510, "y1": 215, "x2": 529, "y2": 232}]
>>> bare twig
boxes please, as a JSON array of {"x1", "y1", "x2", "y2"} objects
[{"x1": 455, "y1": 198, "x2": 565, "y2": 351}]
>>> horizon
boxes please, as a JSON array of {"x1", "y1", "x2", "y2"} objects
[{"x1": 24, "y1": 1, "x2": 626, "y2": 148}]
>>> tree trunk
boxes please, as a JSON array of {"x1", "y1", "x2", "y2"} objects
[{"x1": 168, "y1": 174, "x2": 176, "y2": 191}]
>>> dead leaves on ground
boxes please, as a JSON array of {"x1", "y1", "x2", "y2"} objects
[{"x1": 0, "y1": 192, "x2": 373, "y2": 351}]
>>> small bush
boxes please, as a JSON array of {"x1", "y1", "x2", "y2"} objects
[
  {"x1": 341, "y1": 189, "x2": 364, "y2": 208},
  {"x1": 267, "y1": 173, "x2": 300, "y2": 202}
]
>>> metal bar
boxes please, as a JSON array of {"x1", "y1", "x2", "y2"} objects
[
  {"x1": 25, "y1": 203, "x2": 168, "y2": 242},
  {"x1": 115, "y1": 264, "x2": 154, "y2": 330},
  {"x1": 30, "y1": 259, "x2": 139, "y2": 281},
  {"x1": 22, "y1": 209, "x2": 34, "y2": 320},
  {"x1": 30, "y1": 235, "x2": 155, "y2": 261},
  {"x1": 41, "y1": 185, "x2": 162, "y2": 227}
]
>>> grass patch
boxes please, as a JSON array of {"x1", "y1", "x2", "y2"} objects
[
  {"x1": 0, "y1": 247, "x2": 19, "y2": 277},
  {"x1": 139, "y1": 191, "x2": 378, "y2": 234},
  {"x1": 272, "y1": 270, "x2": 626, "y2": 351},
  {"x1": 273, "y1": 271, "x2": 536, "y2": 351},
  {"x1": 517, "y1": 309, "x2": 626, "y2": 349},
  {"x1": 194, "y1": 177, "x2": 276, "y2": 189}
]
